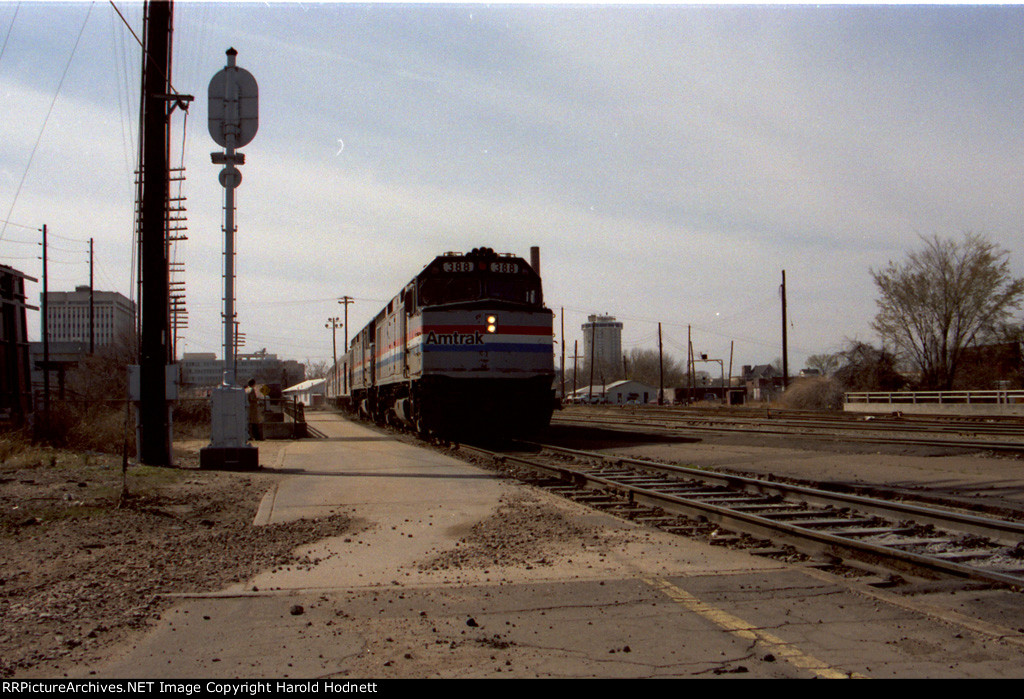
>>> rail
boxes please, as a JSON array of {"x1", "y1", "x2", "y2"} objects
[
  {"x1": 845, "y1": 390, "x2": 1024, "y2": 405},
  {"x1": 463, "y1": 442, "x2": 1024, "y2": 588}
]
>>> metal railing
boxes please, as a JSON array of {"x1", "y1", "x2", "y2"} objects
[{"x1": 845, "y1": 390, "x2": 1024, "y2": 405}]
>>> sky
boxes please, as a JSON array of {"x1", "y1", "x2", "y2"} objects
[{"x1": 2, "y1": 1, "x2": 1024, "y2": 378}]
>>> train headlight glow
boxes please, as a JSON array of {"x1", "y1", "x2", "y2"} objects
[{"x1": 487, "y1": 315, "x2": 497, "y2": 333}]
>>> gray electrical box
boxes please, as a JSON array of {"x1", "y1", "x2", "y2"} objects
[
  {"x1": 200, "y1": 384, "x2": 259, "y2": 470},
  {"x1": 209, "y1": 386, "x2": 247, "y2": 446}
]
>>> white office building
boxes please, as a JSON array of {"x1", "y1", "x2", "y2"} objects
[{"x1": 44, "y1": 286, "x2": 135, "y2": 347}]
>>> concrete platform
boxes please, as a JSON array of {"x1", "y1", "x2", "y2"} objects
[{"x1": 73, "y1": 414, "x2": 1024, "y2": 678}]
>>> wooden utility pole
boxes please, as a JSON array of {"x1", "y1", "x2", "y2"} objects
[
  {"x1": 570, "y1": 341, "x2": 584, "y2": 398},
  {"x1": 560, "y1": 307, "x2": 565, "y2": 401},
  {"x1": 338, "y1": 295, "x2": 353, "y2": 393},
  {"x1": 326, "y1": 317, "x2": 341, "y2": 395},
  {"x1": 728, "y1": 340, "x2": 734, "y2": 405},
  {"x1": 781, "y1": 270, "x2": 789, "y2": 390},
  {"x1": 588, "y1": 327, "x2": 596, "y2": 402},
  {"x1": 658, "y1": 322, "x2": 664, "y2": 405},
  {"x1": 138, "y1": 0, "x2": 192, "y2": 465},
  {"x1": 41, "y1": 224, "x2": 49, "y2": 437},
  {"x1": 88, "y1": 238, "x2": 94, "y2": 354},
  {"x1": 686, "y1": 325, "x2": 693, "y2": 403}
]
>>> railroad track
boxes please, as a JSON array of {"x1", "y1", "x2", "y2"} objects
[
  {"x1": 553, "y1": 408, "x2": 1024, "y2": 452},
  {"x1": 640, "y1": 405, "x2": 1024, "y2": 435},
  {"x1": 460, "y1": 441, "x2": 1024, "y2": 589}
]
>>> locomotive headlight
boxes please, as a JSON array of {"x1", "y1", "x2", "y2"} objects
[{"x1": 486, "y1": 315, "x2": 497, "y2": 333}]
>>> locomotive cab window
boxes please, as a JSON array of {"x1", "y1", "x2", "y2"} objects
[
  {"x1": 486, "y1": 277, "x2": 540, "y2": 305},
  {"x1": 418, "y1": 276, "x2": 481, "y2": 306}
]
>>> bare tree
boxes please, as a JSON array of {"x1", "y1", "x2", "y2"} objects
[
  {"x1": 832, "y1": 341, "x2": 906, "y2": 391},
  {"x1": 305, "y1": 358, "x2": 331, "y2": 380},
  {"x1": 871, "y1": 233, "x2": 1024, "y2": 390},
  {"x1": 805, "y1": 352, "x2": 841, "y2": 376},
  {"x1": 623, "y1": 348, "x2": 685, "y2": 387}
]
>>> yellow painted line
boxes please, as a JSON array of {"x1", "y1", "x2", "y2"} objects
[{"x1": 644, "y1": 577, "x2": 868, "y2": 679}]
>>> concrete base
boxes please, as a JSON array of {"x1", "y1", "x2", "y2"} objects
[{"x1": 199, "y1": 445, "x2": 259, "y2": 471}]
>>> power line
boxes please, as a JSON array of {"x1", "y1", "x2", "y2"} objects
[
  {"x1": 109, "y1": 2, "x2": 137, "y2": 173},
  {"x1": 0, "y1": 219, "x2": 39, "y2": 232},
  {"x1": 0, "y1": 2, "x2": 20, "y2": 68},
  {"x1": 108, "y1": 0, "x2": 188, "y2": 101},
  {"x1": 0, "y1": 2, "x2": 94, "y2": 246}
]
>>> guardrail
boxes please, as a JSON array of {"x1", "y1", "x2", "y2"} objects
[{"x1": 845, "y1": 390, "x2": 1024, "y2": 405}]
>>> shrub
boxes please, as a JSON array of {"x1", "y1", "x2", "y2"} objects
[{"x1": 778, "y1": 377, "x2": 845, "y2": 411}]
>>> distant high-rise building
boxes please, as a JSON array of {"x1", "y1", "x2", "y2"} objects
[
  {"x1": 582, "y1": 314, "x2": 623, "y2": 373},
  {"x1": 43, "y1": 286, "x2": 135, "y2": 347}
]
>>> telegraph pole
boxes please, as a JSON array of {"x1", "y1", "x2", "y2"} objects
[
  {"x1": 781, "y1": 270, "x2": 789, "y2": 390},
  {"x1": 88, "y1": 238, "x2": 94, "y2": 354},
  {"x1": 337, "y1": 296, "x2": 353, "y2": 348},
  {"x1": 728, "y1": 340, "x2": 734, "y2": 405},
  {"x1": 138, "y1": 0, "x2": 174, "y2": 466},
  {"x1": 41, "y1": 224, "x2": 49, "y2": 438},
  {"x1": 338, "y1": 296, "x2": 353, "y2": 393},
  {"x1": 588, "y1": 326, "x2": 596, "y2": 403},
  {"x1": 560, "y1": 307, "x2": 565, "y2": 401},
  {"x1": 326, "y1": 317, "x2": 341, "y2": 395},
  {"x1": 571, "y1": 340, "x2": 582, "y2": 398},
  {"x1": 658, "y1": 322, "x2": 664, "y2": 405},
  {"x1": 687, "y1": 325, "x2": 693, "y2": 404}
]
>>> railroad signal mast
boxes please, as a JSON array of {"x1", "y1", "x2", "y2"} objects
[{"x1": 200, "y1": 47, "x2": 259, "y2": 470}]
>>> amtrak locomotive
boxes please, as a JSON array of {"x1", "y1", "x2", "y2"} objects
[{"x1": 328, "y1": 248, "x2": 555, "y2": 438}]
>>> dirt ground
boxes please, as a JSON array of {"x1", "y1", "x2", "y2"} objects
[
  {"x1": 0, "y1": 442, "x2": 352, "y2": 678},
  {"x1": 7, "y1": 414, "x2": 1024, "y2": 679}
]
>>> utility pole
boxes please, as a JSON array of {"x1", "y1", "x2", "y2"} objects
[
  {"x1": 338, "y1": 296, "x2": 353, "y2": 393},
  {"x1": 138, "y1": 0, "x2": 173, "y2": 466},
  {"x1": 687, "y1": 325, "x2": 693, "y2": 404},
  {"x1": 137, "y1": 0, "x2": 191, "y2": 466},
  {"x1": 41, "y1": 224, "x2": 49, "y2": 438},
  {"x1": 781, "y1": 270, "x2": 789, "y2": 390},
  {"x1": 233, "y1": 320, "x2": 246, "y2": 373},
  {"x1": 588, "y1": 326, "x2": 596, "y2": 403},
  {"x1": 88, "y1": 238, "x2": 94, "y2": 354},
  {"x1": 326, "y1": 317, "x2": 341, "y2": 396},
  {"x1": 658, "y1": 322, "x2": 664, "y2": 405},
  {"x1": 560, "y1": 307, "x2": 565, "y2": 401},
  {"x1": 571, "y1": 340, "x2": 582, "y2": 398},
  {"x1": 728, "y1": 340, "x2": 734, "y2": 405}
]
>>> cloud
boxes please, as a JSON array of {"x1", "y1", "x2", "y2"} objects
[{"x1": 7, "y1": 3, "x2": 1024, "y2": 370}]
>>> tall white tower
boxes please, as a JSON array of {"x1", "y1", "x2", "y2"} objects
[{"x1": 582, "y1": 314, "x2": 623, "y2": 375}]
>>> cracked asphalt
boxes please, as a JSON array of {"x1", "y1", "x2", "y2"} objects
[{"x1": 45, "y1": 413, "x2": 1024, "y2": 678}]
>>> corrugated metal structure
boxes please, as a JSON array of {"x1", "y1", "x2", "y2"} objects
[{"x1": 0, "y1": 266, "x2": 36, "y2": 423}]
